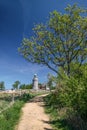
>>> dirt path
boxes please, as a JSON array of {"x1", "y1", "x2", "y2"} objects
[{"x1": 15, "y1": 94, "x2": 53, "y2": 130}]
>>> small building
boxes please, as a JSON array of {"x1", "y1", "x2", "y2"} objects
[{"x1": 39, "y1": 83, "x2": 46, "y2": 90}]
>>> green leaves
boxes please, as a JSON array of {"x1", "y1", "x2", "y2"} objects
[
  {"x1": 0, "y1": 81, "x2": 5, "y2": 90},
  {"x1": 19, "y1": 4, "x2": 87, "y2": 76},
  {"x1": 47, "y1": 63, "x2": 87, "y2": 129},
  {"x1": 12, "y1": 81, "x2": 20, "y2": 90}
]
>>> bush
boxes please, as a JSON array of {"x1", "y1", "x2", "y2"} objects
[{"x1": 44, "y1": 64, "x2": 87, "y2": 129}]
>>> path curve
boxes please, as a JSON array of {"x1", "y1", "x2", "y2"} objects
[{"x1": 15, "y1": 94, "x2": 53, "y2": 130}]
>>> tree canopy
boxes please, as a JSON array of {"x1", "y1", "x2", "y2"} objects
[{"x1": 19, "y1": 4, "x2": 87, "y2": 76}]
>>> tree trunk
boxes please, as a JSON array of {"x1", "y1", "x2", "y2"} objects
[{"x1": 67, "y1": 62, "x2": 70, "y2": 77}]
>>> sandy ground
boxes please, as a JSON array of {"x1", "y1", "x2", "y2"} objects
[{"x1": 15, "y1": 95, "x2": 53, "y2": 130}]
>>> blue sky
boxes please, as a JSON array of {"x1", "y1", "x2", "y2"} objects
[{"x1": 0, "y1": 0, "x2": 87, "y2": 89}]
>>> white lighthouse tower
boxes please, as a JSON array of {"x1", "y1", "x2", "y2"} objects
[{"x1": 32, "y1": 74, "x2": 38, "y2": 90}]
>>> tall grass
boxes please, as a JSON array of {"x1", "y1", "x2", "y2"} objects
[
  {"x1": 0, "y1": 93, "x2": 13, "y2": 113},
  {"x1": 0, "y1": 93, "x2": 34, "y2": 130},
  {"x1": 0, "y1": 100, "x2": 24, "y2": 130}
]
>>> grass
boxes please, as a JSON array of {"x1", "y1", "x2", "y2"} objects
[
  {"x1": 0, "y1": 93, "x2": 35, "y2": 130},
  {"x1": 0, "y1": 93, "x2": 12, "y2": 112},
  {"x1": 0, "y1": 90, "x2": 50, "y2": 130},
  {"x1": 0, "y1": 100, "x2": 24, "y2": 130},
  {"x1": 0, "y1": 100, "x2": 10, "y2": 111},
  {"x1": 44, "y1": 94, "x2": 73, "y2": 130}
]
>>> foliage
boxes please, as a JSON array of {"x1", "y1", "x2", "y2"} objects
[
  {"x1": 44, "y1": 63, "x2": 87, "y2": 130},
  {"x1": 12, "y1": 80, "x2": 20, "y2": 90},
  {"x1": 0, "y1": 81, "x2": 5, "y2": 90},
  {"x1": 19, "y1": 84, "x2": 26, "y2": 89},
  {"x1": 19, "y1": 84, "x2": 32, "y2": 89},
  {"x1": 44, "y1": 95, "x2": 73, "y2": 130},
  {"x1": 64, "y1": 64, "x2": 87, "y2": 120},
  {"x1": 19, "y1": 4, "x2": 87, "y2": 76},
  {"x1": 47, "y1": 73, "x2": 55, "y2": 90},
  {"x1": 20, "y1": 93, "x2": 34, "y2": 102}
]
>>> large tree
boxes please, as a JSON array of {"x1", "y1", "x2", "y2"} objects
[{"x1": 19, "y1": 5, "x2": 87, "y2": 76}]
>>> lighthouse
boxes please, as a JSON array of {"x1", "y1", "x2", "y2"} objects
[{"x1": 32, "y1": 74, "x2": 38, "y2": 90}]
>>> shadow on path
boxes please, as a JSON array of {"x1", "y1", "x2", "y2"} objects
[{"x1": 44, "y1": 128, "x2": 53, "y2": 130}]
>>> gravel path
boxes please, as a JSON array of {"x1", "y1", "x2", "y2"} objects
[{"x1": 15, "y1": 95, "x2": 53, "y2": 130}]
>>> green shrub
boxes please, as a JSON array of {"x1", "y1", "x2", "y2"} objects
[{"x1": 44, "y1": 64, "x2": 87, "y2": 129}]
